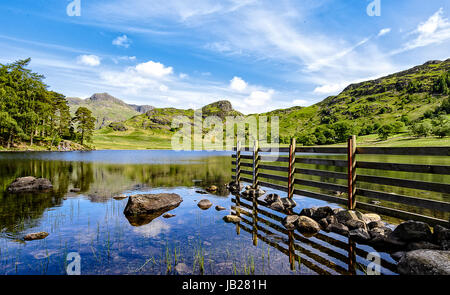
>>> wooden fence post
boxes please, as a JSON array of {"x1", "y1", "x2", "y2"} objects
[
  {"x1": 252, "y1": 140, "x2": 259, "y2": 189},
  {"x1": 288, "y1": 137, "x2": 296, "y2": 199},
  {"x1": 236, "y1": 141, "x2": 241, "y2": 185},
  {"x1": 347, "y1": 135, "x2": 357, "y2": 210}
]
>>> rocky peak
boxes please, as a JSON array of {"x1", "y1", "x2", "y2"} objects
[{"x1": 202, "y1": 100, "x2": 233, "y2": 113}]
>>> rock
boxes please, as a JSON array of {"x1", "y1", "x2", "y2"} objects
[
  {"x1": 407, "y1": 241, "x2": 441, "y2": 251},
  {"x1": 346, "y1": 219, "x2": 367, "y2": 230},
  {"x1": 123, "y1": 193, "x2": 183, "y2": 216},
  {"x1": 242, "y1": 187, "x2": 266, "y2": 197},
  {"x1": 227, "y1": 181, "x2": 243, "y2": 192},
  {"x1": 433, "y1": 225, "x2": 450, "y2": 250},
  {"x1": 326, "y1": 215, "x2": 338, "y2": 225},
  {"x1": 113, "y1": 194, "x2": 128, "y2": 200},
  {"x1": 264, "y1": 193, "x2": 280, "y2": 204},
  {"x1": 24, "y1": 232, "x2": 49, "y2": 241},
  {"x1": 269, "y1": 200, "x2": 285, "y2": 211},
  {"x1": 390, "y1": 220, "x2": 433, "y2": 242},
  {"x1": 318, "y1": 218, "x2": 328, "y2": 229},
  {"x1": 397, "y1": 250, "x2": 450, "y2": 275},
  {"x1": 332, "y1": 208, "x2": 345, "y2": 215},
  {"x1": 215, "y1": 205, "x2": 226, "y2": 211},
  {"x1": 163, "y1": 213, "x2": 176, "y2": 218},
  {"x1": 370, "y1": 235, "x2": 406, "y2": 251},
  {"x1": 280, "y1": 198, "x2": 297, "y2": 209},
  {"x1": 174, "y1": 263, "x2": 191, "y2": 275},
  {"x1": 7, "y1": 176, "x2": 53, "y2": 193},
  {"x1": 282, "y1": 215, "x2": 300, "y2": 230},
  {"x1": 223, "y1": 215, "x2": 241, "y2": 223},
  {"x1": 195, "y1": 190, "x2": 208, "y2": 195},
  {"x1": 197, "y1": 199, "x2": 213, "y2": 210},
  {"x1": 335, "y1": 210, "x2": 363, "y2": 224},
  {"x1": 299, "y1": 207, "x2": 317, "y2": 218},
  {"x1": 206, "y1": 185, "x2": 218, "y2": 192},
  {"x1": 349, "y1": 228, "x2": 371, "y2": 242},
  {"x1": 369, "y1": 226, "x2": 393, "y2": 239},
  {"x1": 390, "y1": 251, "x2": 406, "y2": 262},
  {"x1": 296, "y1": 216, "x2": 321, "y2": 234},
  {"x1": 327, "y1": 223, "x2": 349, "y2": 236},
  {"x1": 368, "y1": 220, "x2": 384, "y2": 230},
  {"x1": 70, "y1": 188, "x2": 80, "y2": 192},
  {"x1": 362, "y1": 213, "x2": 381, "y2": 223},
  {"x1": 312, "y1": 206, "x2": 334, "y2": 220}
]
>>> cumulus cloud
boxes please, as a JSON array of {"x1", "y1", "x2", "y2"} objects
[
  {"x1": 313, "y1": 83, "x2": 346, "y2": 95},
  {"x1": 244, "y1": 89, "x2": 274, "y2": 106},
  {"x1": 377, "y1": 28, "x2": 391, "y2": 37},
  {"x1": 135, "y1": 60, "x2": 173, "y2": 77},
  {"x1": 77, "y1": 54, "x2": 101, "y2": 66},
  {"x1": 112, "y1": 34, "x2": 132, "y2": 48},
  {"x1": 133, "y1": 219, "x2": 170, "y2": 238},
  {"x1": 159, "y1": 84, "x2": 169, "y2": 92},
  {"x1": 229, "y1": 76, "x2": 247, "y2": 91},
  {"x1": 292, "y1": 99, "x2": 308, "y2": 106}
]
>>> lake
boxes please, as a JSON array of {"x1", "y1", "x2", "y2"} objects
[{"x1": 0, "y1": 150, "x2": 448, "y2": 275}]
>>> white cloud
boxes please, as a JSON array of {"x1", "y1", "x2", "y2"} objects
[
  {"x1": 133, "y1": 219, "x2": 170, "y2": 238},
  {"x1": 179, "y1": 73, "x2": 188, "y2": 79},
  {"x1": 392, "y1": 8, "x2": 450, "y2": 54},
  {"x1": 159, "y1": 84, "x2": 169, "y2": 92},
  {"x1": 77, "y1": 54, "x2": 101, "y2": 66},
  {"x1": 313, "y1": 83, "x2": 346, "y2": 95},
  {"x1": 292, "y1": 99, "x2": 307, "y2": 106},
  {"x1": 135, "y1": 60, "x2": 173, "y2": 77},
  {"x1": 229, "y1": 76, "x2": 247, "y2": 91},
  {"x1": 244, "y1": 89, "x2": 274, "y2": 106},
  {"x1": 112, "y1": 34, "x2": 132, "y2": 48},
  {"x1": 377, "y1": 28, "x2": 391, "y2": 37}
]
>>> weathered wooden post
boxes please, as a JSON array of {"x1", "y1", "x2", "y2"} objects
[
  {"x1": 287, "y1": 138, "x2": 296, "y2": 200},
  {"x1": 252, "y1": 140, "x2": 259, "y2": 189},
  {"x1": 252, "y1": 196, "x2": 258, "y2": 246},
  {"x1": 236, "y1": 141, "x2": 241, "y2": 185},
  {"x1": 347, "y1": 135, "x2": 357, "y2": 210}
]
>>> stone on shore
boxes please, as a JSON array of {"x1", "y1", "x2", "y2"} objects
[
  {"x1": 397, "y1": 250, "x2": 450, "y2": 275},
  {"x1": 327, "y1": 223, "x2": 349, "y2": 236},
  {"x1": 349, "y1": 228, "x2": 371, "y2": 242},
  {"x1": 282, "y1": 215, "x2": 300, "y2": 230},
  {"x1": 7, "y1": 176, "x2": 53, "y2": 193},
  {"x1": 24, "y1": 232, "x2": 49, "y2": 241},
  {"x1": 389, "y1": 220, "x2": 433, "y2": 242},
  {"x1": 281, "y1": 198, "x2": 297, "y2": 209},
  {"x1": 206, "y1": 185, "x2": 218, "y2": 192},
  {"x1": 312, "y1": 206, "x2": 333, "y2": 220}
]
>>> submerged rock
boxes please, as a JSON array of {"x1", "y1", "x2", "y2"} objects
[
  {"x1": 124, "y1": 193, "x2": 183, "y2": 216},
  {"x1": 174, "y1": 263, "x2": 191, "y2": 275},
  {"x1": 206, "y1": 185, "x2": 218, "y2": 192},
  {"x1": 397, "y1": 250, "x2": 450, "y2": 275},
  {"x1": 7, "y1": 176, "x2": 53, "y2": 193},
  {"x1": 215, "y1": 205, "x2": 226, "y2": 211},
  {"x1": 24, "y1": 232, "x2": 49, "y2": 241},
  {"x1": 223, "y1": 215, "x2": 241, "y2": 223},
  {"x1": 389, "y1": 220, "x2": 433, "y2": 243},
  {"x1": 113, "y1": 194, "x2": 128, "y2": 200},
  {"x1": 197, "y1": 199, "x2": 213, "y2": 210},
  {"x1": 195, "y1": 190, "x2": 208, "y2": 195},
  {"x1": 227, "y1": 181, "x2": 243, "y2": 192},
  {"x1": 163, "y1": 213, "x2": 176, "y2": 218}
]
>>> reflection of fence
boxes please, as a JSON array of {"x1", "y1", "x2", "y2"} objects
[
  {"x1": 230, "y1": 194, "x2": 398, "y2": 274},
  {"x1": 232, "y1": 137, "x2": 450, "y2": 227}
]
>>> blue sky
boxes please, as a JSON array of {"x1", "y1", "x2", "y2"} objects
[{"x1": 0, "y1": 0, "x2": 449, "y2": 113}]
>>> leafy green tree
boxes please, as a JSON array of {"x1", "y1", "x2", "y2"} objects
[
  {"x1": 73, "y1": 107, "x2": 95, "y2": 145},
  {"x1": 377, "y1": 124, "x2": 394, "y2": 140},
  {"x1": 410, "y1": 122, "x2": 432, "y2": 137},
  {"x1": 297, "y1": 134, "x2": 317, "y2": 146}
]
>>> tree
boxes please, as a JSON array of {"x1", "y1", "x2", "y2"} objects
[
  {"x1": 73, "y1": 107, "x2": 95, "y2": 145},
  {"x1": 377, "y1": 124, "x2": 394, "y2": 140},
  {"x1": 410, "y1": 122, "x2": 432, "y2": 137}
]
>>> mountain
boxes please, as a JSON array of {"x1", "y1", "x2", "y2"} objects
[
  {"x1": 92, "y1": 59, "x2": 450, "y2": 149},
  {"x1": 67, "y1": 93, "x2": 154, "y2": 129}
]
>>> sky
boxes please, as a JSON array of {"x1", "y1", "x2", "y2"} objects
[{"x1": 0, "y1": 0, "x2": 449, "y2": 114}]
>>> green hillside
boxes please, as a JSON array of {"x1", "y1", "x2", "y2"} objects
[
  {"x1": 67, "y1": 93, "x2": 153, "y2": 129},
  {"x1": 93, "y1": 59, "x2": 450, "y2": 149}
]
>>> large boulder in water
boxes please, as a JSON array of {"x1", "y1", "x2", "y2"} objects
[
  {"x1": 397, "y1": 250, "x2": 450, "y2": 275},
  {"x1": 389, "y1": 220, "x2": 433, "y2": 242},
  {"x1": 123, "y1": 193, "x2": 182, "y2": 216},
  {"x1": 7, "y1": 176, "x2": 53, "y2": 193}
]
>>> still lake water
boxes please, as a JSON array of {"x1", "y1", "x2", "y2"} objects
[{"x1": 0, "y1": 150, "x2": 448, "y2": 275}]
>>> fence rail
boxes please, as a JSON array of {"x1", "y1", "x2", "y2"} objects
[{"x1": 231, "y1": 137, "x2": 450, "y2": 227}]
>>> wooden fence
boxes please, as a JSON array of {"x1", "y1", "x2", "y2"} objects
[
  {"x1": 231, "y1": 137, "x2": 450, "y2": 227},
  {"x1": 231, "y1": 193, "x2": 398, "y2": 274}
]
